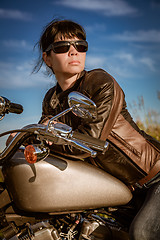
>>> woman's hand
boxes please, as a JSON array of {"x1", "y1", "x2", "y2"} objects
[{"x1": 41, "y1": 118, "x2": 58, "y2": 145}]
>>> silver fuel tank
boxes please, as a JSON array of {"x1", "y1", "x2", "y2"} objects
[{"x1": 2, "y1": 152, "x2": 132, "y2": 213}]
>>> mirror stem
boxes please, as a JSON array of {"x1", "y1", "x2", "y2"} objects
[{"x1": 47, "y1": 106, "x2": 74, "y2": 127}]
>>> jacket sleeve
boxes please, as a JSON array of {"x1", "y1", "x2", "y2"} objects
[{"x1": 77, "y1": 69, "x2": 114, "y2": 139}]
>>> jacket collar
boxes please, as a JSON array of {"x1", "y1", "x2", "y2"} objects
[{"x1": 50, "y1": 70, "x2": 86, "y2": 108}]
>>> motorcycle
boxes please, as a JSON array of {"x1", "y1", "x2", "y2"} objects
[{"x1": 0, "y1": 92, "x2": 133, "y2": 240}]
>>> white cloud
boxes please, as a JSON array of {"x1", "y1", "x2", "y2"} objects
[
  {"x1": 2, "y1": 40, "x2": 32, "y2": 51},
  {"x1": 0, "y1": 61, "x2": 54, "y2": 89},
  {"x1": 85, "y1": 53, "x2": 136, "y2": 79},
  {"x1": 112, "y1": 51, "x2": 157, "y2": 73},
  {"x1": 0, "y1": 8, "x2": 32, "y2": 21},
  {"x1": 139, "y1": 57, "x2": 156, "y2": 71},
  {"x1": 54, "y1": 0, "x2": 138, "y2": 16},
  {"x1": 113, "y1": 52, "x2": 135, "y2": 64},
  {"x1": 86, "y1": 50, "x2": 157, "y2": 79},
  {"x1": 86, "y1": 55, "x2": 107, "y2": 69},
  {"x1": 85, "y1": 23, "x2": 106, "y2": 33},
  {"x1": 109, "y1": 30, "x2": 160, "y2": 43}
]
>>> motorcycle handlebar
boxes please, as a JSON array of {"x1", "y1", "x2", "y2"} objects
[
  {"x1": 0, "y1": 124, "x2": 108, "y2": 163},
  {"x1": 9, "y1": 102, "x2": 23, "y2": 114},
  {"x1": 0, "y1": 96, "x2": 23, "y2": 115}
]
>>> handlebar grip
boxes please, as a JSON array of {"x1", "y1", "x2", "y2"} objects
[
  {"x1": 71, "y1": 139, "x2": 97, "y2": 157},
  {"x1": 72, "y1": 131, "x2": 108, "y2": 153},
  {"x1": 9, "y1": 102, "x2": 23, "y2": 114}
]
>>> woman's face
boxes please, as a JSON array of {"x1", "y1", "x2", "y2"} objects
[{"x1": 43, "y1": 37, "x2": 86, "y2": 78}]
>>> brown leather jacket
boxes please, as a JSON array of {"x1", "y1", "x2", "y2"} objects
[{"x1": 40, "y1": 69, "x2": 160, "y2": 187}]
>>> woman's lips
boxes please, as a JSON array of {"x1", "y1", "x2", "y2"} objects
[{"x1": 69, "y1": 60, "x2": 80, "y2": 65}]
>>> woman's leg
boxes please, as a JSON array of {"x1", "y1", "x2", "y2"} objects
[{"x1": 129, "y1": 181, "x2": 160, "y2": 240}]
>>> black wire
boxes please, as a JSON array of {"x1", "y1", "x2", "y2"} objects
[{"x1": 0, "y1": 129, "x2": 32, "y2": 138}]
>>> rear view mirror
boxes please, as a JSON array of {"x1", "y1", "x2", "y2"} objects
[
  {"x1": 47, "y1": 91, "x2": 97, "y2": 129},
  {"x1": 68, "y1": 92, "x2": 97, "y2": 120}
]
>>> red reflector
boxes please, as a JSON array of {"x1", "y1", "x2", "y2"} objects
[{"x1": 24, "y1": 145, "x2": 37, "y2": 164}]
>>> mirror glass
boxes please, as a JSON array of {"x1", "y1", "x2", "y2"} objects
[
  {"x1": 0, "y1": 97, "x2": 5, "y2": 115},
  {"x1": 68, "y1": 91, "x2": 97, "y2": 120}
]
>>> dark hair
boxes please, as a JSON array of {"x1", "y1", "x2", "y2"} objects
[{"x1": 33, "y1": 19, "x2": 87, "y2": 74}]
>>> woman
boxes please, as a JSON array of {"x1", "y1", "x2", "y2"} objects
[{"x1": 34, "y1": 18, "x2": 160, "y2": 239}]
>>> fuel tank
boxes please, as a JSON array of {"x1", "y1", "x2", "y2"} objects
[{"x1": 2, "y1": 152, "x2": 132, "y2": 213}]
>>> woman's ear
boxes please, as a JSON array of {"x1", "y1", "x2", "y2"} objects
[{"x1": 43, "y1": 52, "x2": 52, "y2": 67}]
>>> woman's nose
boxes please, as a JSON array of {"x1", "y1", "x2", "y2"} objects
[{"x1": 68, "y1": 44, "x2": 78, "y2": 56}]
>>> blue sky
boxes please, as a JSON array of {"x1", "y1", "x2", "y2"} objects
[{"x1": 0, "y1": 0, "x2": 160, "y2": 150}]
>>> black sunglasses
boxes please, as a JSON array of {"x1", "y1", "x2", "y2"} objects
[{"x1": 45, "y1": 40, "x2": 88, "y2": 54}]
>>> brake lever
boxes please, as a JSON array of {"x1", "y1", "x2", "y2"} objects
[{"x1": 60, "y1": 137, "x2": 97, "y2": 157}]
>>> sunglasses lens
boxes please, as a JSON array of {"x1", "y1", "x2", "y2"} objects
[
  {"x1": 76, "y1": 44, "x2": 88, "y2": 52},
  {"x1": 75, "y1": 41, "x2": 88, "y2": 52},
  {"x1": 53, "y1": 45, "x2": 69, "y2": 53},
  {"x1": 51, "y1": 41, "x2": 88, "y2": 54}
]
